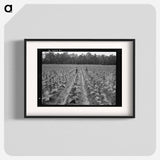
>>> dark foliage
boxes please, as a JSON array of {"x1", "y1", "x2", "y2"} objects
[{"x1": 42, "y1": 51, "x2": 116, "y2": 65}]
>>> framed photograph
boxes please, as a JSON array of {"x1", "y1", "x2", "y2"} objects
[{"x1": 25, "y1": 39, "x2": 135, "y2": 118}]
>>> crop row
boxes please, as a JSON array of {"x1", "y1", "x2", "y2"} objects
[
  {"x1": 42, "y1": 66, "x2": 76, "y2": 103},
  {"x1": 41, "y1": 65, "x2": 116, "y2": 106},
  {"x1": 83, "y1": 67, "x2": 116, "y2": 105}
]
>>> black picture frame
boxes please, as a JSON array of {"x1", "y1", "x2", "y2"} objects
[{"x1": 24, "y1": 39, "x2": 135, "y2": 118}]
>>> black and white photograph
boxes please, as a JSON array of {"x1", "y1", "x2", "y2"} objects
[{"x1": 38, "y1": 49, "x2": 122, "y2": 106}]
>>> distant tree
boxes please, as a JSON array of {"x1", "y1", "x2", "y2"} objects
[{"x1": 42, "y1": 51, "x2": 116, "y2": 65}]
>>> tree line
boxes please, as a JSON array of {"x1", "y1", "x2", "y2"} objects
[{"x1": 42, "y1": 52, "x2": 116, "y2": 65}]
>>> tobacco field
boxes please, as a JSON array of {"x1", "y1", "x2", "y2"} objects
[{"x1": 41, "y1": 64, "x2": 116, "y2": 106}]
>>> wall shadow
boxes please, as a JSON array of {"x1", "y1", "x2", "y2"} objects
[{"x1": 12, "y1": 40, "x2": 24, "y2": 119}]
